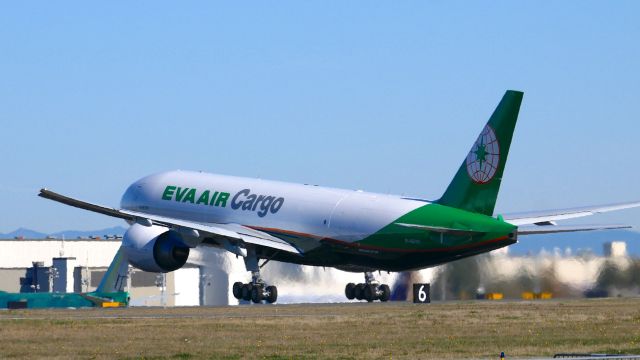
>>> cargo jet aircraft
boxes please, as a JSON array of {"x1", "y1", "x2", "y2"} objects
[{"x1": 39, "y1": 90, "x2": 640, "y2": 303}]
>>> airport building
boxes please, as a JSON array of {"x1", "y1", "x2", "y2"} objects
[
  {"x1": 0, "y1": 238, "x2": 636, "y2": 306},
  {"x1": 0, "y1": 239, "x2": 200, "y2": 306},
  {"x1": 0, "y1": 237, "x2": 399, "y2": 305}
]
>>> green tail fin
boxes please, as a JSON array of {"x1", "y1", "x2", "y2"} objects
[
  {"x1": 96, "y1": 246, "x2": 129, "y2": 293},
  {"x1": 437, "y1": 90, "x2": 523, "y2": 215}
]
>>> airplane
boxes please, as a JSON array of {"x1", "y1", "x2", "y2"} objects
[
  {"x1": 39, "y1": 90, "x2": 640, "y2": 304},
  {"x1": 0, "y1": 247, "x2": 129, "y2": 309}
]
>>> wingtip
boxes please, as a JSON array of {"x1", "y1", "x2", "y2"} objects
[{"x1": 38, "y1": 188, "x2": 58, "y2": 200}]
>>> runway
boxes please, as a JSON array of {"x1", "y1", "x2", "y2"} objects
[
  {"x1": 0, "y1": 301, "x2": 369, "y2": 320},
  {"x1": 1, "y1": 298, "x2": 639, "y2": 359}
]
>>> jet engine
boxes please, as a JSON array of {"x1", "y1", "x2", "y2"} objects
[{"x1": 122, "y1": 223, "x2": 190, "y2": 273}]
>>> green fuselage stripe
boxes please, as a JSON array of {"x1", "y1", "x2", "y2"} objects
[{"x1": 355, "y1": 203, "x2": 516, "y2": 251}]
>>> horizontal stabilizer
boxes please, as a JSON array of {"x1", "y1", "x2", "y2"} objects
[
  {"x1": 504, "y1": 200, "x2": 640, "y2": 226},
  {"x1": 517, "y1": 224, "x2": 631, "y2": 235}
]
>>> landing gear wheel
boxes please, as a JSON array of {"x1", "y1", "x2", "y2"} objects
[
  {"x1": 241, "y1": 283, "x2": 253, "y2": 301},
  {"x1": 346, "y1": 272, "x2": 391, "y2": 302},
  {"x1": 266, "y1": 285, "x2": 278, "y2": 304},
  {"x1": 379, "y1": 284, "x2": 391, "y2": 302},
  {"x1": 345, "y1": 283, "x2": 356, "y2": 300},
  {"x1": 232, "y1": 282, "x2": 243, "y2": 300},
  {"x1": 240, "y1": 246, "x2": 279, "y2": 305},
  {"x1": 364, "y1": 284, "x2": 376, "y2": 302},
  {"x1": 251, "y1": 285, "x2": 263, "y2": 303},
  {"x1": 355, "y1": 283, "x2": 365, "y2": 300}
]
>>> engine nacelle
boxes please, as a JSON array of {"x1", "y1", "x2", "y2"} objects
[{"x1": 122, "y1": 223, "x2": 190, "y2": 273}]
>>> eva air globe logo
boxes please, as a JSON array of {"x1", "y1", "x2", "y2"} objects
[{"x1": 466, "y1": 125, "x2": 500, "y2": 184}]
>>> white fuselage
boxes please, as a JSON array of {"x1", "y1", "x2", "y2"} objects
[{"x1": 120, "y1": 170, "x2": 426, "y2": 244}]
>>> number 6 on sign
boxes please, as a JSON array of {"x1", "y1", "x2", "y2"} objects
[
  {"x1": 413, "y1": 283, "x2": 431, "y2": 303},
  {"x1": 418, "y1": 285, "x2": 427, "y2": 302}
]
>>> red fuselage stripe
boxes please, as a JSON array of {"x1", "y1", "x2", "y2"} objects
[
  {"x1": 249, "y1": 225, "x2": 511, "y2": 254},
  {"x1": 321, "y1": 236, "x2": 511, "y2": 253}
]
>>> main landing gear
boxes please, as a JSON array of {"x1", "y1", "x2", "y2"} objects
[
  {"x1": 232, "y1": 246, "x2": 278, "y2": 304},
  {"x1": 345, "y1": 272, "x2": 390, "y2": 302},
  {"x1": 232, "y1": 279, "x2": 278, "y2": 304}
]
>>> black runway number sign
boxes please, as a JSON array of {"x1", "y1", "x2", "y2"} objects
[{"x1": 413, "y1": 283, "x2": 431, "y2": 303}]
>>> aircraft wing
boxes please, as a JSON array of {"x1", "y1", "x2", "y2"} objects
[
  {"x1": 38, "y1": 188, "x2": 302, "y2": 255},
  {"x1": 503, "y1": 201, "x2": 640, "y2": 226}
]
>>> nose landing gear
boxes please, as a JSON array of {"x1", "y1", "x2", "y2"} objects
[{"x1": 345, "y1": 272, "x2": 390, "y2": 302}]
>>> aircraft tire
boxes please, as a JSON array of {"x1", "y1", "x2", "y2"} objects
[
  {"x1": 251, "y1": 285, "x2": 263, "y2": 303},
  {"x1": 364, "y1": 284, "x2": 375, "y2": 302},
  {"x1": 241, "y1": 283, "x2": 253, "y2": 301},
  {"x1": 232, "y1": 282, "x2": 243, "y2": 299},
  {"x1": 345, "y1": 283, "x2": 356, "y2": 300},
  {"x1": 354, "y1": 283, "x2": 365, "y2": 300},
  {"x1": 379, "y1": 284, "x2": 391, "y2": 302},
  {"x1": 266, "y1": 285, "x2": 278, "y2": 304}
]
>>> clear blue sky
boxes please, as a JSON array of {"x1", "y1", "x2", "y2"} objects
[{"x1": 2, "y1": 2, "x2": 639, "y2": 233}]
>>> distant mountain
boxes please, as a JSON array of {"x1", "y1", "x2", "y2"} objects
[
  {"x1": 0, "y1": 227, "x2": 47, "y2": 239},
  {"x1": 0, "y1": 226, "x2": 128, "y2": 239}
]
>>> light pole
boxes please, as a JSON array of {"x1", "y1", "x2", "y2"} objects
[
  {"x1": 155, "y1": 273, "x2": 167, "y2": 307},
  {"x1": 47, "y1": 267, "x2": 59, "y2": 292}
]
